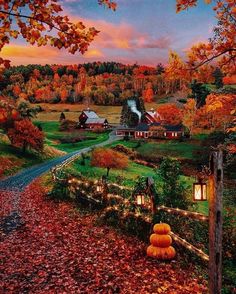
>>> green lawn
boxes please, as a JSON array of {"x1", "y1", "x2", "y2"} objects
[
  {"x1": 137, "y1": 141, "x2": 202, "y2": 160},
  {"x1": 109, "y1": 139, "x2": 204, "y2": 160},
  {"x1": 72, "y1": 157, "x2": 158, "y2": 187},
  {"x1": 34, "y1": 121, "x2": 110, "y2": 153}
]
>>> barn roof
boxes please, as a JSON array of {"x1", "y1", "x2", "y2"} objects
[
  {"x1": 86, "y1": 118, "x2": 107, "y2": 124},
  {"x1": 146, "y1": 111, "x2": 156, "y2": 118},
  {"x1": 82, "y1": 110, "x2": 99, "y2": 119}
]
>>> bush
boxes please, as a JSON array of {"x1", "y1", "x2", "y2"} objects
[
  {"x1": 112, "y1": 144, "x2": 137, "y2": 159},
  {"x1": 91, "y1": 128, "x2": 107, "y2": 134},
  {"x1": 59, "y1": 119, "x2": 77, "y2": 131},
  {"x1": 48, "y1": 181, "x2": 69, "y2": 200},
  {"x1": 101, "y1": 208, "x2": 151, "y2": 241},
  {"x1": 157, "y1": 158, "x2": 192, "y2": 209},
  {"x1": 59, "y1": 135, "x2": 85, "y2": 144}
]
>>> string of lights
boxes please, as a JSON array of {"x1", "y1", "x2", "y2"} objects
[
  {"x1": 169, "y1": 232, "x2": 209, "y2": 262},
  {"x1": 157, "y1": 205, "x2": 208, "y2": 221}
]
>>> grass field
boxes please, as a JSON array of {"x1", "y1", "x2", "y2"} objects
[
  {"x1": 35, "y1": 121, "x2": 110, "y2": 153},
  {"x1": 33, "y1": 101, "x2": 164, "y2": 123},
  {"x1": 109, "y1": 138, "x2": 204, "y2": 160},
  {"x1": 72, "y1": 158, "x2": 158, "y2": 187}
]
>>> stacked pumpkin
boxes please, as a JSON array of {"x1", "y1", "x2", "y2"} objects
[{"x1": 147, "y1": 223, "x2": 176, "y2": 260}]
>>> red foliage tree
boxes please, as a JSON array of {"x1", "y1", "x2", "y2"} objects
[
  {"x1": 143, "y1": 82, "x2": 154, "y2": 103},
  {"x1": 156, "y1": 103, "x2": 183, "y2": 125},
  {"x1": 12, "y1": 85, "x2": 21, "y2": 97},
  {"x1": 91, "y1": 148, "x2": 128, "y2": 176},
  {"x1": 7, "y1": 119, "x2": 44, "y2": 153}
]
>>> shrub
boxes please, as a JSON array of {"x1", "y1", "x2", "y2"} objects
[
  {"x1": 157, "y1": 158, "x2": 192, "y2": 209},
  {"x1": 48, "y1": 181, "x2": 69, "y2": 200},
  {"x1": 59, "y1": 119, "x2": 77, "y2": 131}
]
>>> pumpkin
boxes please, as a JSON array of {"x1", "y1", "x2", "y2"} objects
[
  {"x1": 155, "y1": 246, "x2": 176, "y2": 260},
  {"x1": 147, "y1": 245, "x2": 156, "y2": 257},
  {"x1": 150, "y1": 233, "x2": 172, "y2": 248},
  {"x1": 160, "y1": 246, "x2": 176, "y2": 260},
  {"x1": 153, "y1": 223, "x2": 171, "y2": 235}
]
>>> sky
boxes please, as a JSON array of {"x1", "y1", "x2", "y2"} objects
[{"x1": 1, "y1": 0, "x2": 217, "y2": 66}]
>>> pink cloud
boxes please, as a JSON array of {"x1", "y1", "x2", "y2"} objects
[{"x1": 69, "y1": 16, "x2": 172, "y2": 50}]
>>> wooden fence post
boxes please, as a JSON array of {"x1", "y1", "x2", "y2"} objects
[{"x1": 208, "y1": 149, "x2": 223, "y2": 294}]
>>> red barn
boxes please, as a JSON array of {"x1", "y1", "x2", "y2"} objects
[
  {"x1": 78, "y1": 109, "x2": 109, "y2": 129},
  {"x1": 142, "y1": 109, "x2": 162, "y2": 125}
]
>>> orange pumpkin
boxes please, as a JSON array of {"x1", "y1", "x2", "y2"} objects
[
  {"x1": 153, "y1": 223, "x2": 171, "y2": 235},
  {"x1": 147, "y1": 245, "x2": 156, "y2": 257},
  {"x1": 153, "y1": 246, "x2": 176, "y2": 260},
  {"x1": 160, "y1": 246, "x2": 176, "y2": 260},
  {"x1": 150, "y1": 233, "x2": 172, "y2": 248}
]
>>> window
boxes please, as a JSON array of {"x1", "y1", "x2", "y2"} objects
[
  {"x1": 175, "y1": 132, "x2": 178, "y2": 137},
  {"x1": 164, "y1": 132, "x2": 166, "y2": 137},
  {"x1": 172, "y1": 132, "x2": 174, "y2": 137}
]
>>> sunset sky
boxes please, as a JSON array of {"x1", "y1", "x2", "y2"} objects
[{"x1": 2, "y1": 0, "x2": 217, "y2": 66}]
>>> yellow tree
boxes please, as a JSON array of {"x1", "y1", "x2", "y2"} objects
[{"x1": 182, "y1": 98, "x2": 197, "y2": 136}]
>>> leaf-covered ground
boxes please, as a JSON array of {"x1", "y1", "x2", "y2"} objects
[{"x1": 0, "y1": 181, "x2": 207, "y2": 293}]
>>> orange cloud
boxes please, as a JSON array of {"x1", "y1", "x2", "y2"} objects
[
  {"x1": 1, "y1": 44, "x2": 58, "y2": 58},
  {"x1": 84, "y1": 49, "x2": 104, "y2": 58}
]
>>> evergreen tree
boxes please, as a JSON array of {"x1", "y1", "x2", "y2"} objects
[
  {"x1": 190, "y1": 80, "x2": 210, "y2": 108},
  {"x1": 158, "y1": 158, "x2": 191, "y2": 209},
  {"x1": 59, "y1": 112, "x2": 66, "y2": 121},
  {"x1": 213, "y1": 67, "x2": 224, "y2": 89}
]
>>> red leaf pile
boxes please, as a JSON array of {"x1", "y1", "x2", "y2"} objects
[{"x1": 0, "y1": 181, "x2": 207, "y2": 293}]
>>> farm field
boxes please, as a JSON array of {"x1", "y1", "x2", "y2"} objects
[{"x1": 33, "y1": 101, "x2": 162, "y2": 124}]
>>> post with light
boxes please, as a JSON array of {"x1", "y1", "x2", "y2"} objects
[
  {"x1": 135, "y1": 194, "x2": 145, "y2": 206},
  {"x1": 193, "y1": 179, "x2": 207, "y2": 201},
  {"x1": 192, "y1": 149, "x2": 223, "y2": 294}
]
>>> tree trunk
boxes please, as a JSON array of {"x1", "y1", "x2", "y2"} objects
[{"x1": 106, "y1": 167, "x2": 110, "y2": 177}]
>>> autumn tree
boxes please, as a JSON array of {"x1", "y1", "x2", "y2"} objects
[
  {"x1": 156, "y1": 103, "x2": 183, "y2": 125},
  {"x1": 176, "y1": 0, "x2": 236, "y2": 72},
  {"x1": 0, "y1": 97, "x2": 19, "y2": 131},
  {"x1": 7, "y1": 119, "x2": 44, "y2": 153},
  {"x1": 0, "y1": 0, "x2": 116, "y2": 71},
  {"x1": 223, "y1": 75, "x2": 236, "y2": 85},
  {"x1": 164, "y1": 51, "x2": 191, "y2": 92},
  {"x1": 182, "y1": 98, "x2": 197, "y2": 136},
  {"x1": 143, "y1": 82, "x2": 154, "y2": 103},
  {"x1": 91, "y1": 148, "x2": 128, "y2": 177}
]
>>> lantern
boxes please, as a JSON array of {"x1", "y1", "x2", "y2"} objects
[
  {"x1": 96, "y1": 184, "x2": 103, "y2": 193},
  {"x1": 193, "y1": 180, "x2": 207, "y2": 201},
  {"x1": 136, "y1": 194, "x2": 145, "y2": 206}
]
